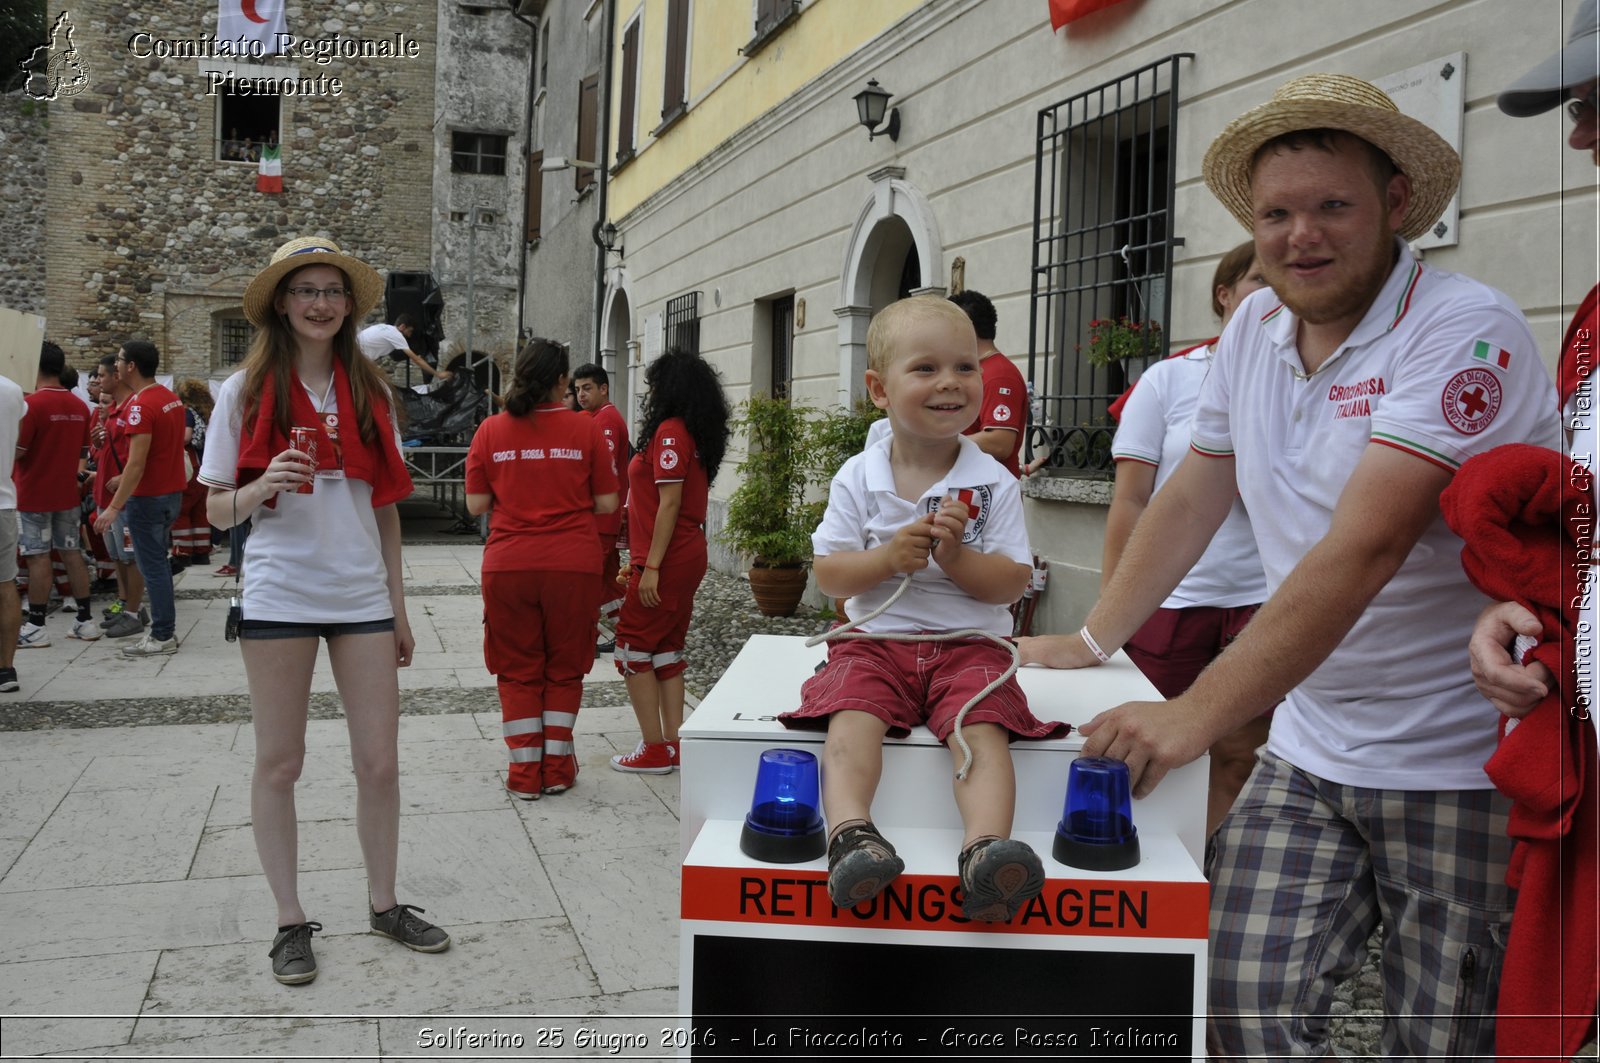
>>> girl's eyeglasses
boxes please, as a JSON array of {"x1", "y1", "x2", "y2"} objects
[{"x1": 285, "y1": 286, "x2": 352, "y2": 304}]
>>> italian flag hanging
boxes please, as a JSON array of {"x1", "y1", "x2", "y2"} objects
[{"x1": 256, "y1": 144, "x2": 282, "y2": 194}]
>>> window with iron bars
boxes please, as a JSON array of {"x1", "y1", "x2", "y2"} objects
[
  {"x1": 1025, "y1": 54, "x2": 1191, "y2": 477},
  {"x1": 665, "y1": 291, "x2": 701, "y2": 356},
  {"x1": 216, "y1": 314, "x2": 252, "y2": 368}
]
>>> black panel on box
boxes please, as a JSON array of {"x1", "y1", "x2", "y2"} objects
[{"x1": 690, "y1": 933, "x2": 1192, "y2": 1059}]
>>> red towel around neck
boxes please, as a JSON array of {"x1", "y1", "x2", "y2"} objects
[
  {"x1": 235, "y1": 357, "x2": 413, "y2": 509},
  {"x1": 1439, "y1": 443, "x2": 1598, "y2": 1063}
]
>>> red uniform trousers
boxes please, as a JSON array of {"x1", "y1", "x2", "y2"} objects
[
  {"x1": 597, "y1": 533, "x2": 624, "y2": 628},
  {"x1": 171, "y1": 476, "x2": 212, "y2": 558},
  {"x1": 613, "y1": 550, "x2": 707, "y2": 682},
  {"x1": 482, "y1": 569, "x2": 597, "y2": 792}
]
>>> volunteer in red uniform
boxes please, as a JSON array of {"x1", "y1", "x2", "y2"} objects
[
  {"x1": 91, "y1": 355, "x2": 147, "y2": 637},
  {"x1": 609, "y1": 348, "x2": 731, "y2": 774},
  {"x1": 573, "y1": 362, "x2": 630, "y2": 653},
  {"x1": 466, "y1": 339, "x2": 619, "y2": 799},
  {"x1": 92, "y1": 340, "x2": 188, "y2": 656},
  {"x1": 15, "y1": 341, "x2": 94, "y2": 647},
  {"x1": 950, "y1": 290, "x2": 1027, "y2": 478}
]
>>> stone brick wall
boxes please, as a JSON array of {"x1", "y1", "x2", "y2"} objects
[
  {"x1": 0, "y1": 94, "x2": 49, "y2": 317},
  {"x1": 44, "y1": 1, "x2": 438, "y2": 378}
]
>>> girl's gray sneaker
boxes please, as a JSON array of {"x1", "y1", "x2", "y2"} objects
[
  {"x1": 267, "y1": 921, "x2": 321, "y2": 985},
  {"x1": 369, "y1": 903, "x2": 450, "y2": 952}
]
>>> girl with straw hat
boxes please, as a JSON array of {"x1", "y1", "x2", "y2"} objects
[{"x1": 197, "y1": 236, "x2": 450, "y2": 985}]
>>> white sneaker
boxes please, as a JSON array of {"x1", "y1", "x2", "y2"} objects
[
  {"x1": 68, "y1": 618, "x2": 102, "y2": 641},
  {"x1": 17, "y1": 622, "x2": 50, "y2": 649},
  {"x1": 120, "y1": 634, "x2": 178, "y2": 657}
]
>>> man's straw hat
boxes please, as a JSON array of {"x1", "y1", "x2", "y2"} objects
[
  {"x1": 242, "y1": 236, "x2": 383, "y2": 327},
  {"x1": 1202, "y1": 73, "x2": 1461, "y2": 242}
]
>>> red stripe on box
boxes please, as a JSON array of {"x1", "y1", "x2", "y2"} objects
[{"x1": 681, "y1": 865, "x2": 1208, "y2": 939}]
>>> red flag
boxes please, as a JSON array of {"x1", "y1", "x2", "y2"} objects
[{"x1": 1049, "y1": 0, "x2": 1128, "y2": 30}]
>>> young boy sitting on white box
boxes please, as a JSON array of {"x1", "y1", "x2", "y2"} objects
[{"x1": 779, "y1": 295, "x2": 1067, "y2": 923}]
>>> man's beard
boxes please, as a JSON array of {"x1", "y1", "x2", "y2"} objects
[{"x1": 1267, "y1": 226, "x2": 1398, "y2": 327}]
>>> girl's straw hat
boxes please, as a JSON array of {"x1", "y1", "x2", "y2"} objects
[{"x1": 242, "y1": 236, "x2": 383, "y2": 327}]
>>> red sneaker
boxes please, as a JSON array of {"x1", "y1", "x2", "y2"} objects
[
  {"x1": 609, "y1": 740, "x2": 674, "y2": 775},
  {"x1": 669, "y1": 742, "x2": 681, "y2": 771}
]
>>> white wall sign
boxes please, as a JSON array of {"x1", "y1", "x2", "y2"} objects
[{"x1": 1374, "y1": 53, "x2": 1466, "y2": 250}]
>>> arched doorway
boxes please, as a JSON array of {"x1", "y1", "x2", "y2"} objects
[
  {"x1": 600, "y1": 274, "x2": 634, "y2": 430},
  {"x1": 834, "y1": 171, "x2": 944, "y2": 406}
]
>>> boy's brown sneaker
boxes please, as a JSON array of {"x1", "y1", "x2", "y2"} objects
[
  {"x1": 826, "y1": 822, "x2": 904, "y2": 909},
  {"x1": 958, "y1": 837, "x2": 1045, "y2": 922}
]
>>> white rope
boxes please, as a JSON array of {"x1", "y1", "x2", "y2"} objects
[{"x1": 805, "y1": 572, "x2": 1021, "y2": 782}]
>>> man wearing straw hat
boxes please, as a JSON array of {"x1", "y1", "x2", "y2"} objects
[{"x1": 1021, "y1": 74, "x2": 1560, "y2": 1056}]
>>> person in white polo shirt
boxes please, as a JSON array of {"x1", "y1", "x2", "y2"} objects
[
  {"x1": 356, "y1": 314, "x2": 451, "y2": 387},
  {"x1": 1020, "y1": 74, "x2": 1559, "y2": 1058}
]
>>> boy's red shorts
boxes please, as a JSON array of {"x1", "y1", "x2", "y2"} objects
[{"x1": 779, "y1": 637, "x2": 1068, "y2": 742}]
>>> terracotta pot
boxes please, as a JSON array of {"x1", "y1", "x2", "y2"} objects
[{"x1": 748, "y1": 562, "x2": 808, "y2": 617}]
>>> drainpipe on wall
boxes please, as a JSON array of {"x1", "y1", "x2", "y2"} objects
[
  {"x1": 509, "y1": 1, "x2": 538, "y2": 346},
  {"x1": 591, "y1": 0, "x2": 616, "y2": 361}
]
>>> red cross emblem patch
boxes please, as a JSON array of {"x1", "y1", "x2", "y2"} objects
[{"x1": 1440, "y1": 368, "x2": 1502, "y2": 435}]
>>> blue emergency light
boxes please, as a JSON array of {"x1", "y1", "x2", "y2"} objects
[
  {"x1": 1054, "y1": 755, "x2": 1140, "y2": 871},
  {"x1": 739, "y1": 748, "x2": 826, "y2": 863}
]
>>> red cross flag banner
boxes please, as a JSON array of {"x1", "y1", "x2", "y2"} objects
[
  {"x1": 218, "y1": 0, "x2": 286, "y2": 54},
  {"x1": 1048, "y1": 0, "x2": 1130, "y2": 30},
  {"x1": 256, "y1": 143, "x2": 282, "y2": 193}
]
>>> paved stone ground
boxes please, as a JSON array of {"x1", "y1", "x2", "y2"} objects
[{"x1": 4, "y1": 512, "x2": 1579, "y2": 1060}]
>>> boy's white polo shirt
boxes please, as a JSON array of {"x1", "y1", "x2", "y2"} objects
[
  {"x1": 1190, "y1": 241, "x2": 1560, "y2": 790},
  {"x1": 1112, "y1": 346, "x2": 1267, "y2": 609},
  {"x1": 814, "y1": 435, "x2": 1030, "y2": 636}
]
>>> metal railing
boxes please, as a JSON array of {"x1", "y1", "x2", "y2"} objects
[
  {"x1": 665, "y1": 290, "x2": 701, "y2": 356},
  {"x1": 1025, "y1": 54, "x2": 1192, "y2": 476}
]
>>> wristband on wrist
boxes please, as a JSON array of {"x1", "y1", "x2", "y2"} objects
[
  {"x1": 644, "y1": 563, "x2": 660, "y2": 571},
  {"x1": 1079, "y1": 624, "x2": 1111, "y2": 664}
]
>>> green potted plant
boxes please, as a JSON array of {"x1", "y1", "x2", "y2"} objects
[
  {"x1": 722, "y1": 395, "x2": 817, "y2": 616},
  {"x1": 722, "y1": 396, "x2": 885, "y2": 617}
]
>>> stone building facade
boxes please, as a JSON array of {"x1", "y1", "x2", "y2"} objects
[
  {"x1": 0, "y1": 94, "x2": 49, "y2": 318},
  {"x1": 431, "y1": 3, "x2": 533, "y2": 367},
  {"x1": 518, "y1": 0, "x2": 609, "y2": 370},
  {"x1": 37, "y1": 2, "x2": 456, "y2": 380}
]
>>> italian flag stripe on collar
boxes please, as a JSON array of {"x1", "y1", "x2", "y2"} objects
[
  {"x1": 1387, "y1": 260, "x2": 1423, "y2": 330},
  {"x1": 1189, "y1": 441, "x2": 1234, "y2": 458},
  {"x1": 1371, "y1": 430, "x2": 1458, "y2": 472}
]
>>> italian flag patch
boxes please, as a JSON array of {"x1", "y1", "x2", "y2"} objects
[{"x1": 1471, "y1": 340, "x2": 1511, "y2": 370}]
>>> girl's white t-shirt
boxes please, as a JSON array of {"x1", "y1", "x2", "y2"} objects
[{"x1": 198, "y1": 371, "x2": 394, "y2": 624}]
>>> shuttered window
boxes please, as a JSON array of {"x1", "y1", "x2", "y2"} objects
[
  {"x1": 617, "y1": 19, "x2": 639, "y2": 163},
  {"x1": 526, "y1": 150, "x2": 543, "y2": 240},
  {"x1": 576, "y1": 74, "x2": 598, "y2": 192},
  {"x1": 659, "y1": 0, "x2": 689, "y2": 130}
]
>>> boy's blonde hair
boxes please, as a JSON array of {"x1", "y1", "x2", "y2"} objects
[{"x1": 866, "y1": 295, "x2": 976, "y2": 373}]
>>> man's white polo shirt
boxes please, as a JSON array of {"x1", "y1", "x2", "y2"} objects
[
  {"x1": 1190, "y1": 240, "x2": 1560, "y2": 789},
  {"x1": 814, "y1": 435, "x2": 1030, "y2": 636}
]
